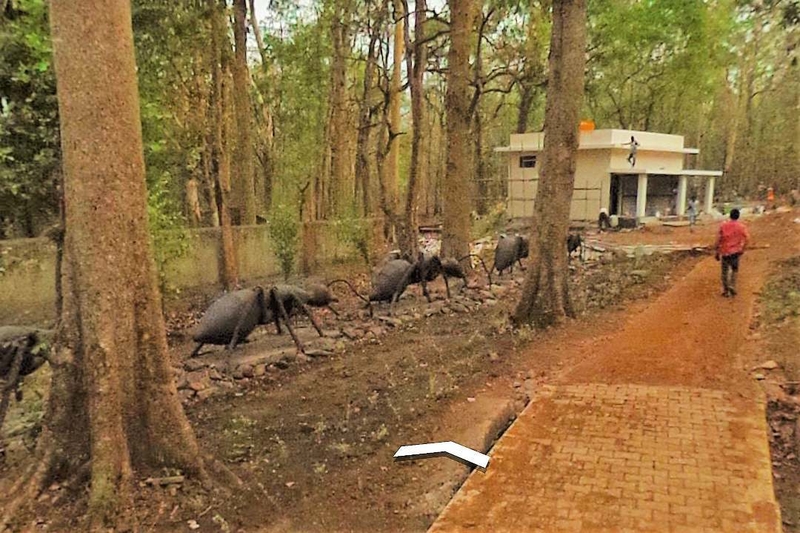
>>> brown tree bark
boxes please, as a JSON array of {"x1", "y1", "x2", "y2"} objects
[
  {"x1": 398, "y1": 0, "x2": 427, "y2": 256},
  {"x1": 513, "y1": 0, "x2": 586, "y2": 328},
  {"x1": 5, "y1": 0, "x2": 207, "y2": 527},
  {"x1": 386, "y1": 0, "x2": 405, "y2": 229},
  {"x1": 232, "y1": 0, "x2": 257, "y2": 224},
  {"x1": 212, "y1": 0, "x2": 239, "y2": 290},
  {"x1": 441, "y1": 0, "x2": 477, "y2": 262},
  {"x1": 249, "y1": 0, "x2": 274, "y2": 212},
  {"x1": 328, "y1": 0, "x2": 353, "y2": 217},
  {"x1": 354, "y1": 1, "x2": 384, "y2": 218}
]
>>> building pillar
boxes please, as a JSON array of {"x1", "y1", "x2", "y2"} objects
[
  {"x1": 705, "y1": 176, "x2": 715, "y2": 214},
  {"x1": 636, "y1": 173, "x2": 648, "y2": 219},
  {"x1": 676, "y1": 175, "x2": 688, "y2": 216}
]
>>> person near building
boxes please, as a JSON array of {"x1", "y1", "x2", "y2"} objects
[
  {"x1": 686, "y1": 196, "x2": 699, "y2": 232},
  {"x1": 714, "y1": 208, "x2": 750, "y2": 298},
  {"x1": 623, "y1": 136, "x2": 639, "y2": 167}
]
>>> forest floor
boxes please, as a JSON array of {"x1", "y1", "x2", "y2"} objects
[{"x1": 2, "y1": 211, "x2": 797, "y2": 532}]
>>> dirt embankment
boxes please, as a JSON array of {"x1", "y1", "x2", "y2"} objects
[{"x1": 2, "y1": 248, "x2": 697, "y2": 532}]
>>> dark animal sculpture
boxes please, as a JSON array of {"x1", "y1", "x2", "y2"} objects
[
  {"x1": 191, "y1": 284, "x2": 337, "y2": 356},
  {"x1": 331, "y1": 251, "x2": 493, "y2": 316},
  {"x1": 492, "y1": 235, "x2": 529, "y2": 276},
  {"x1": 567, "y1": 233, "x2": 585, "y2": 261},
  {"x1": 0, "y1": 327, "x2": 52, "y2": 458}
]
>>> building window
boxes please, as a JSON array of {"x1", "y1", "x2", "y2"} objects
[{"x1": 519, "y1": 155, "x2": 537, "y2": 168}]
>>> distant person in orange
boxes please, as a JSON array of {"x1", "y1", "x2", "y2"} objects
[
  {"x1": 714, "y1": 208, "x2": 750, "y2": 298},
  {"x1": 767, "y1": 187, "x2": 775, "y2": 210}
]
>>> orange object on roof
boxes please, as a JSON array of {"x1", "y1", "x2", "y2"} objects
[{"x1": 579, "y1": 120, "x2": 595, "y2": 132}]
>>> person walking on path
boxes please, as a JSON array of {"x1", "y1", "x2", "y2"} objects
[
  {"x1": 687, "y1": 196, "x2": 699, "y2": 232},
  {"x1": 715, "y1": 208, "x2": 750, "y2": 297},
  {"x1": 623, "y1": 136, "x2": 639, "y2": 167}
]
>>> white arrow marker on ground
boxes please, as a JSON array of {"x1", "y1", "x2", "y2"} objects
[{"x1": 394, "y1": 441, "x2": 490, "y2": 470}]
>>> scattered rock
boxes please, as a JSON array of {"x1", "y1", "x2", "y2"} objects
[
  {"x1": 341, "y1": 327, "x2": 363, "y2": 340},
  {"x1": 275, "y1": 360, "x2": 290, "y2": 369},
  {"x1": 424, "y1": 302, "x2": 444, "y2": 317},
  {"x1": 484, "y1": 299, "x2": 498, "y2": 306},
  {"x1": 759, "y1": 360, "x2": 780, "y2": 370},
  {"x1": 188, "y1": 520, "x2": 200, "y2": 530},
  {"x1": 450, "y1": 303, "x2": 469, "y2": 313},
  {"x1": 630, "y1": 270, "x2": 650, "y2": 278},
  {"x1": 305, "y1": 348, "x2": 333, "y2": 357},
  {"x1": 186, "y1": 370, "x2": 211, "y2": 392},
  {"x1": 368, "y1": 326, "x2": 386, "y2": 337},
  {"x1": 183, "y1": 359, "x2": 208, "y2": 372},
  {"x1": 179, "y1": 389, "x2": 196, "y2": 403},
  {"x1": 240, "y1": 364, "x2": 255, "y2": 378},
  {"x1": 755, "y1": 373, "x2": 766, "y2": 381},
  {"x1": 232, "y1": 367, "x2": 245, "y2": 380},
  {"x1": 378, "y1": 316, "x2": 403, "y2": 328},
  {"x1": 174, "y1": 371, "x2": 188, "y2": 390},
  {"x1": 323, "y1": 329, "x2": 343, "y2": 339},
  {"x1": 334, "y1": 341, "x2": 347, "y2": 353},
  {"x1": 253, "y1": 364, "x2": 267, "y2": 377},
  {"x1": 208, "y1": 367, "x2": 223, "y2": 381},
  {"x1": 285, "y1": 481, "x2": 296, "y2": 488},
  {"x1": 488, "y1": 351, "x2": 500, "y2": 362},
  {"x1": 196, "y1": 387, "x2": 218, "y2": 401}
]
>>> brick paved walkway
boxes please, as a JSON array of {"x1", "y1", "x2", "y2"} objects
[
  {"x1": 428, "y1": 384, "x2": 778, "y2": 533},
  {"x1": 428, "y1": 221, "x2": 789, "y2": 533}
]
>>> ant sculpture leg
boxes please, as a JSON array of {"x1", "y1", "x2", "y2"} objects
[
  {"x1": 517, "y1": 258, "x2": 526, "y2": 271},
  {"x1": 271, "y1": 288, "x2": 305, "y2": 353},
  {"x1": 443, "y1": 275, "x2": 452, "y2": 299},
  {"x1": 227, "y1": 288, "x2": 261, "y2": 351},
  {"x1": 191, "y1": 343, "x2": 205, "y2": 358},
  {"x1": 291, "y1": 293, "x2": 324, "y2": 338}
]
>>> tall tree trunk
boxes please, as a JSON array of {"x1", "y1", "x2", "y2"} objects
[
  {"x1": 249, "y1": 0, "x2": 274, "y2": 213},
  {"x1": 212, "y1": 0, "x2": 239, "y2": 290},
  {"x1": 355, "y1": 2, "x2": 383, "y2": 218},
  {"x1": 14, "y1": 0, "x2": 207, "y2": 527},
  {"x1": 513, "y1": 0, "x2": 587, "y2": 328},
  {"x1": 232, "y1": 0, "x2": 256, "y2": 224},
  {"x1": 397, "y1": 0, "x2": 427, "y2": 256},
  {"x1": 328, "y1": 0, "x2": 352, "y2": 217},
  {"x1": 441, "y1": 0, "x2": 477, "y2": 262},
  {"x1": 387, "y1": 0, "x2": 405, "y2": 230},
  {"x1": 517, "y1": 83, "x2": 534, "y2": 133}
]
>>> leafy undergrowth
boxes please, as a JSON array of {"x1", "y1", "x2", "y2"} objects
[
  {"x1": 755, "y1": 256, "x2": 800, "y2": 532},
  {"x1": 1, "y1": 251, "x2": 696, "y2": 532}
]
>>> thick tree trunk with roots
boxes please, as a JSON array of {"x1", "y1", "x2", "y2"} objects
[
  {"x1": 232, "y1": 0, "x2": 257, "y2": 225},
  {"x1": 441, "y1": 0, "x2": 477, "y2": 262},
  {"x1": 1, "y1": 1, "x2": 207, "y2": 527},
  {"x1": 387, "y1": 0, "x2": 405, "y2": 232},
  {"x1": 513, "y1": 0, "x2": 587, "y2": 328}
]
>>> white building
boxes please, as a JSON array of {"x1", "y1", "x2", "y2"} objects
[{"x1": 495, "y1": 129, "x2": 722, "y2": 222}]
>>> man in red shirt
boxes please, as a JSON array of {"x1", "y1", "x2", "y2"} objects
[{"x1": 714, "y1": 209, "x2": 750, "y2": 297}]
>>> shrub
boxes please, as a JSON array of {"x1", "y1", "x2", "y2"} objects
[{"x1": 269, "y1": 204, "x2": 299, "y2": 280}]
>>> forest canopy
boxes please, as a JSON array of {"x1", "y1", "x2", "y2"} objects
[{"x1": 0, "y1": 0, "x2": 798, "y2": 240}]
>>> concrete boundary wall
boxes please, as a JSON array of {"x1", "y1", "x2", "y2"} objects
[{"x1": 0, "y1": 218, "x2": 384, "y2": 325}]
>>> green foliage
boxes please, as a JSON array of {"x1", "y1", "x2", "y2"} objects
[
  {"x1": 268, "y1": 204, "x2": 300, "y2": 281},
  {"x1": 147, "y1": 171, "x2": 189, "y2": 296},
  {"x1": 333, "y1": 205, "x2": 371, "y2": 265},
  {"x1": 0, "y1": 0, "x2": 60, "y2": 238},
  {"x1": 471, "y1": 201, "x2": 510, "y2": 239}
]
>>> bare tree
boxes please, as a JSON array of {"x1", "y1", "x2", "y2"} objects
[
  {"x1": 513, "y1": 0, "x2": 587, "y2": 327},
  {"x1": 2, "y1": 0, "x2": 206, "y2": 527}
]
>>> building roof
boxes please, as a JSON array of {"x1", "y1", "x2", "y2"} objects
[
  {"x1": 494, "y1": 128, "x2": 700, "y2": 155},
  {"x1": 607, "y1": 168, "x2": 723, "y2": 177}
]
